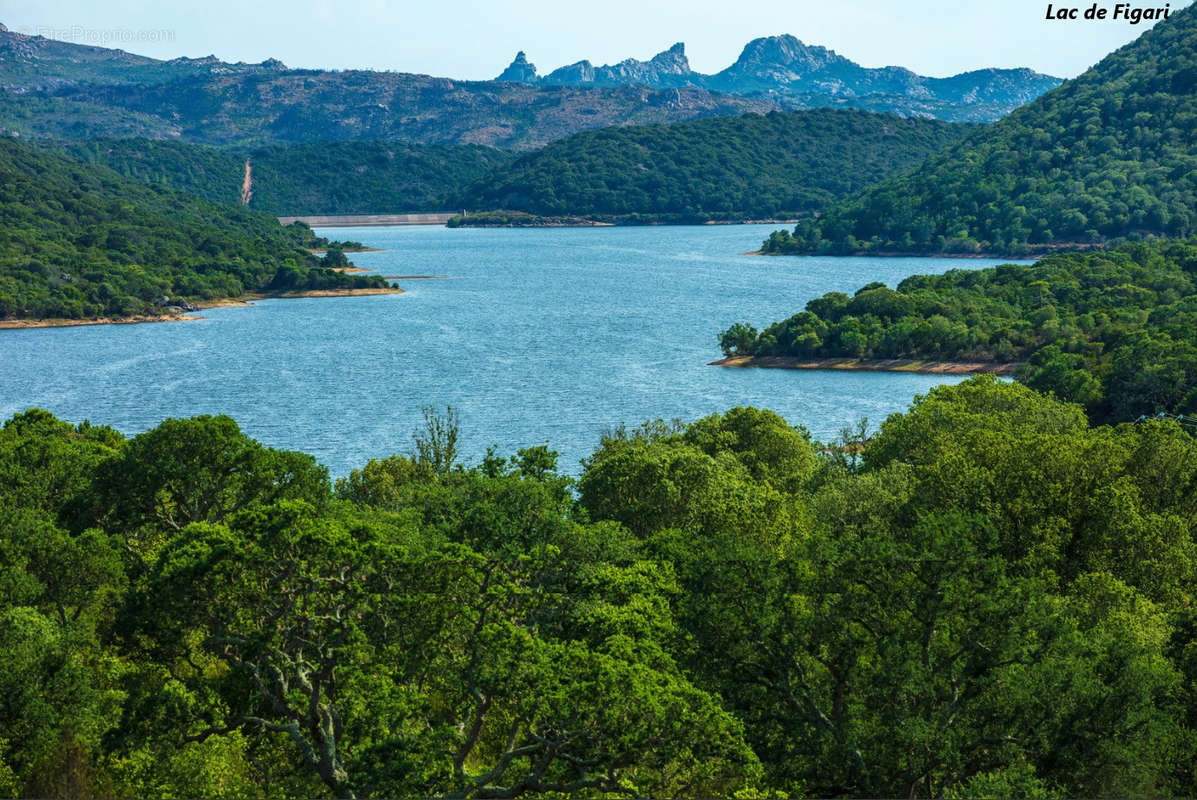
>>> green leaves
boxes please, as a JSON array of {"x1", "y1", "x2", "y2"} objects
[
  {"x1": 461, "y1": 109, "x2": 972, "y2": 222},
  {"x1": 0, "y1": 137, "x2": 388, "y2": 321},
  {"x1": 3, "y1": 398, "x2": 1197, "y2": 797},
  {"x1": 734, "y1": 239, "x2": 1197, "y2": 423},
  {"x1": 87, "y1": 415, "x2": 329, "y2": 564},
  {"x1": 118, "y1": 495, "x2": 758, "y2": 799}
]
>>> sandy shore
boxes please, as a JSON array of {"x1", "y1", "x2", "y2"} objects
[
  {"x1": 196, "y1": 298, "x2": 253, "y2": 309},
  {"x1": 705, "y1": 219, "x2": 802, "y2": 226},
  {"x1": 249, "y1": 287, "x2": 403, "y2": 299},
  {"x1": 1, "y1": 287, "x2": 403, "y2": 330},
  {"x1": 710, "y1": 355, "x2": 1021, "y2": 376},
  {"x1": 751, "y1": 251, "x2": 1037, "y2": 259},
  {"x1": 0, "y1": 313, "x2": 199, "y2": 330}
]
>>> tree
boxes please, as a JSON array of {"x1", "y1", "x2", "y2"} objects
[
  {"x1": 718, "y1": 322, "x2": 758, "y2": 356},
  {"x1": 413, "y1": 406, "x2": 460, "y2": 477},
  {"x1": 86, "y1": 415, "x2": 329, "y2": 563},
  {"x1": 120, "y1": 501, "x2": 759, "y2": 798}
]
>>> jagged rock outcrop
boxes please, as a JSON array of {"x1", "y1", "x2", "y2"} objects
[
  {"x1": 495, "y1": 51, "x2": 538, "y2": 83},
  {"x1": 506, "y1": 35, "x2": 1062, "y2": 121},
  {"x1": 543, "y1": 60, "x2": 594, "y2": 84},
  {"x1": 541, "y1": 43, "x2": 694, "y2": 88},
  {"x1": 710, "y1": 35, "x2": 850, "y2": 92}
]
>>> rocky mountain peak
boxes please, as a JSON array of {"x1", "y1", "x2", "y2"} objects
[
  {"x1": 648, "y1": 42, "x2": 691, "y2": 74},
  {"x1": 496, "y1": 50, "x2": 538, "y2": 83},
  {"x1": 730, "y1": 34, "x2": 846, "y2": 76}
]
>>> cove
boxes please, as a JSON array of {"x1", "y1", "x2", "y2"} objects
[{"x1": 0, "y1": 224, "x2": 1029, "y2": 476}]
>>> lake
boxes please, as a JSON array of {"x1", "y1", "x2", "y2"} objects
[{"x1": 0, "y1": 224, "x2": 1026, "y2": 476}]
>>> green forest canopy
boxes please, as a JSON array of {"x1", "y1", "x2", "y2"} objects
[
  {"x1": 760, "y1": 4, "x2": 1197, "y2": 255},
  {"x1": 45, "y1": 109, "x2": 972, "y2": 224},
  {"x1": 0, "y1": 137, "x2": 387, "y2": 321},
  {"x1": 458, "y1": 109, "x2": 974, "y2": 222},
  {"x1": 721, "y1": 238, "x2": 1197, "y2": 425},
  {"x1": 54, "y1": 138, "x2": 515, "y2": 216},
  {"x1": 1, "y1": 378, "x2": 1196, "y2": 798}
]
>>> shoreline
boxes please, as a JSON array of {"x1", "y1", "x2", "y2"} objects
[
  {"x1": 454, "y1": 220, "x2": 614, "y2": 228},
  {"x1": 0, "y1": 313, "x2": 201, "y2": 330},
  {"x1": 709, "y1": 355, "x2": 1022, "y2": 376},
  {"x1": 281, "y1": 213, "x2": 453, "y2": 227},
  {"x1": 0, "y1": 287, "x2": 403, "y2": 330},
  {"x1": 310, "y1": 247, "x2": 384, "y2": 255},
  {"x1": 246, "y1": 287, "x2": 403, "y2": 300},
  {"x1": 454, "y1": 218, "x2": 799, "y2": 229},
  {"x1": 750, "y1": 242, "x2": 1120, "y2": 260},
  {"x1": 748, "y1": 250, "x2": 1037, "y2": 260}
]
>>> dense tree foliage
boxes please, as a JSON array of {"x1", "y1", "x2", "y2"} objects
[
  {"x1": 2, "y1": 379, "x2": 1196, "y2": 797},
  {"x1": 54, "y1": 138, "x2": 514, "y2": 215},
  {"x1": 0, "y1": 138, "x2": 388, "y2": 321},
  {"x1": 459, "y1": 109, "x2": 973, "y2": 222},
  {"x1": 723, "y1": 238, "x2": 1197, "y2": 424},
  {"x1": 761, "y1": 5, "x2": 1197, "y2": 255},
  {"x1": 45, "y1": 111, "x2": 964, "y2": 224},
  {"x1": 0, "y1": 94, "x2": 180, "y2": 140}
]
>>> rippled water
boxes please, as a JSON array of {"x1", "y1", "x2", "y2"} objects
[{"x1": 0, "y1": 224, "x2": 1025, "y2": 475}]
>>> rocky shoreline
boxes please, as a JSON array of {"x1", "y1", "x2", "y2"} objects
[
  {"x1": 709, "y1": 355, "x2": 1021, "y2": 376},
  {"x1": 0, "y1": 287, "x2": 403, "y2": 330}
]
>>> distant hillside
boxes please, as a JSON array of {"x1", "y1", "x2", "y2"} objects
[
  {"x1": 0, "y1": 26, "x2": 774, "y2": 150},
  {"x1": 0, "y1": 93, "x2": 180, "y2": 139},
  {"x1": 0, "y1": 138, "x2": 385, "y2": 321},
  {"x1": 55, "y1": 139, "x2": 514, "y2": 214},
  {"x1": 0, "y1": 24, "x2": 284, "y2": 91},
  {"x1": 459, "y1": 109, "x2": 975, "y2": 222},
  {"x1": 760, "y1": 5, "x2": 1197, "y2": 256},
  {"x1": 48, "y1": 73, "x2": 778, "y2": 150},
  {"x1": 0, "y1": 24, "x2": 1055, "y2": 150},
  {"x1": 494, "y1": 37, "x2": 1061, "y2": 123}
]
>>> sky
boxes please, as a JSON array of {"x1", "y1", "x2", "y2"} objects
[{"x1": 0, "y1": 0, "x2": 1191, "y2": 81}]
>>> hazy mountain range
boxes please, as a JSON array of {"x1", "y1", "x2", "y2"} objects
[
  {"x1": 495, "y1": 37, "x2": 1063, "y2": 121},
  {"x1": 0, "y1": 23, "x2": 1058, "y2": 148}
]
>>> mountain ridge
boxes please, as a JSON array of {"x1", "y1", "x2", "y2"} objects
[
  {"x1": 494, "y1": 34, "x2": 1063, "y2": 120},
  {"x1": 0, "y1": 23, "x2": 1060, "y2": 151}
]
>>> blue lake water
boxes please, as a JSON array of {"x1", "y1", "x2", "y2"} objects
[{"x1": 0, "y1": 224, "x2": 1026, "y2": 476}]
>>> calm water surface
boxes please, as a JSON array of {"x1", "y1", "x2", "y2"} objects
[{"x1": 0, "y1": 225, "x2": 1026, "y2": 475}]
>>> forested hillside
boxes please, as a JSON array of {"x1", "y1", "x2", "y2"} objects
[
  {"x1": 2, "y1": 378, "x2": 1196, "y2": 797},
  {"x1": 760, "y1": 5, "x2": 1197, "y2": 255},
  {"x1": 55, "y1": 138, "x2": 514, "y2": 215},
  {"x1": 459, "y1": 109, "x2": 974, "y2": 222},
  {"x1": 0, "y1": 138, "x2": 386, "y2": 321},
  {"x1": 41, "y1": 111, "x2": 969, "y2": 223},
  {"x1": 721, "y1": 238, "x2": 1197, "y2": 424}
]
